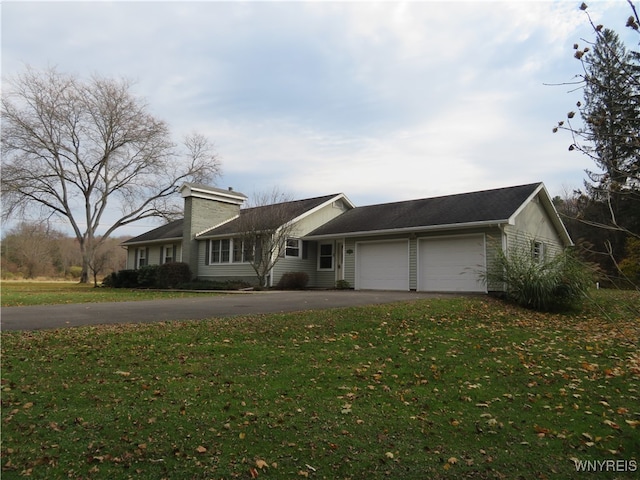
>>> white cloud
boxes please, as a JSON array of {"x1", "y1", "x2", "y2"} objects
[{"x1": 2, "y1": 0, "x2": 635, "y2": 235}]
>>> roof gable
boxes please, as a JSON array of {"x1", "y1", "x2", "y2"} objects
[
  {"x1": 306, "y1": 183, "x2": 543, "y2": 237},
  {"x1": 197, "y1": 193, "x2": 348, "y2": 238}
]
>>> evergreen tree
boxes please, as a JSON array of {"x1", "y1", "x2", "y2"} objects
[{"x1": 580, "y1": 29, "x2": 640, "y2": 198}]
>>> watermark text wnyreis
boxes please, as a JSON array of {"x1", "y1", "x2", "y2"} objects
[{"x1": 573, "y1": 459, "x2": 637, "y2": 473}]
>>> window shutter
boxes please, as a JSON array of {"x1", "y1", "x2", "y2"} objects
[
  {"x1": 146, "y1": 248, "x2": 149, "y2": 266},
  {"x1": 302, "y1": 241, "x2": 308, "y2": 260},
  {"x1": 205, "y1": 240, "x2": 210, "y2": 265},
  {"x1": 135, "y1": 249, "x2": 139, "y2": 269},
  {"x1": 172, "y1": 245, "x2": 177, "y2": 263}
]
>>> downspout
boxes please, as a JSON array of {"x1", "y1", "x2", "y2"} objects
[
  {"x1": 499, "y1": 224, "x2": 508, "y2": 254},
  {"x1": 497, "y1": 223, "x2": 508, "y2": 294}
]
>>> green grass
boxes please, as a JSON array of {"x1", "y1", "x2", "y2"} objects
[
  {"x1": 1, "y1": 292, "x2": 639, "y2": 479},
  {"x1": 0, "y1": 282, "x2": 216, "y2": 307}
]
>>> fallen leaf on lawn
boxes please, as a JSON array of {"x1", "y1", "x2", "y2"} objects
[
  {"x1": 249, "y1": 467, "x2": 259, "y2": 479},
  {"x1": 385, "y1": 452, "x2": 394, "y2": 459},
  {"x1": 534, "y1": 425, "x2": 550, "y2": 434},
  {"x1": 625, "y1": 420, "x2": 640, "y2": 428},
  {"x1": 23, "y1": 402, "x2": 34, "y2": 409},
  {"x1": 196, "y1": 446, "x2": 207, "y2": 453},
  {"x1": 115, "y1": 371, "x2": 131, "y2": 377},
  {"x1": 448, "y1": 457, "x2": 458, "y2": 465},
  {"x1": 298, "y1": 471, "x2": 309, "y2": 478},
  {"x1": 255, "y1": 459, "x2": 268, "y2": 469},
  {"x1": 603, "y1": 419, "x2": 620, "y2": 429}
]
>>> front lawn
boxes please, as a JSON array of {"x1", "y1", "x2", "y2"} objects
[
  {"x1": 1, "y1": 292, "x2": 638, "y2": 479},
  {"x1": 0, "y1": 282, "x2": 216, "y2": 307}
]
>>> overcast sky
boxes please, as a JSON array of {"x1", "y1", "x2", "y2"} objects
[{"x1": 2, "y1": 0, "x2": 637, "y2": 235}]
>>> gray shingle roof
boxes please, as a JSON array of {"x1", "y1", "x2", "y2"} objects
[
  {"x1": 306, "y1": 183, "x2": 542, "y2": 237},
  {"x1": 122, "y1": 219, "x2": 184, "y2": 245},
  {"x1": 122, "y1": 184, "x2": 546, "y2": 244},
  {"x1": 199, "y1": 194, "x2": 341, "y2": 237}
]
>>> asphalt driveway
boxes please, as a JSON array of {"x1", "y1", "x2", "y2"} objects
[{"x1": 1, "y1": 290, "x2": 446, "y2": 331}]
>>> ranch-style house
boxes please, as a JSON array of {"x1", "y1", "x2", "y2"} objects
[{"x1": 122, "y1": 182, "x2": 572, "y2": 292}]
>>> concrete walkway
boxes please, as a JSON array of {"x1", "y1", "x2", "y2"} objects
[{"x1": 1, "y1": 290, "x2": 445, "y2": 331}]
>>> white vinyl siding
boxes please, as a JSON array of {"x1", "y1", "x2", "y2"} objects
[{"x1": 506, "y1": 194, "x2": 564, "y2": 259}]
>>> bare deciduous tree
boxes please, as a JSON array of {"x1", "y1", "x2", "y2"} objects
[
  {"x1": 1, "y1": 66, "x2": 221, "y2": 283},
  {"x1": 234, "y1": 189, "x2": 297, "y2": 287}
]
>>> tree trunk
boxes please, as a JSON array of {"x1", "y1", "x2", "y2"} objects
[
  {"x1": 79, "y1": 244, "x2": 91, "y2": 284},
  {"x1": 80, "y1": 262, "x2": 90, "y2": 284}
]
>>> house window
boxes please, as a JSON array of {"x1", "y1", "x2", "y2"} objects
[
  {"x1": 285, "y1": 238, "x2": 301, "y2": 258},
  {"x1": 318, "y1": 243, "x2": 334, "y2": 270},
  {"x1": 210, "y1": 239, "x2": 231, "y2": 263},
  {"x1": 137, "y1": 248, "x2": 147, "y2": 268},
  {"x1": 232, "y1": 238, "x2": 254, "y2": 263},
  {"x1": 233, "y1": 239, "x2": 243, "y2": 263},
  {"x1": 210, "y1": 238, "x2": 253, "y2": 264},
  {"x1": 532, "y1": 241, "x2": 545, "y2": 263},
  {"x1": 163, "y1": 245, "x2": 174, "y2": 264}
]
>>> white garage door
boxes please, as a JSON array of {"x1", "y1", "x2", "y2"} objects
[
  {"x1": 419, "y1": 235, "x2": 486, "y2": 292},
  {"x1": 356, "y1": 241, "x2": 409, "y2": 290}
]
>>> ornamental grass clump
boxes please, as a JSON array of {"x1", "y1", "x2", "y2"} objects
[{"x1": 484, "y1": 244, "x2": 591, "y2": 312}]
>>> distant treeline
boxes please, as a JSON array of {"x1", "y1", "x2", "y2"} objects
[{"x1": 1, "y1": 222, "x2": 129, "y2": 280}]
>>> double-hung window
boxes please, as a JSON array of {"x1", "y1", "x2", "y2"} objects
[
  {"x1": 318, "y1": 242, "x2": 334, "y2": 270},
  {"x1": 232, "y1": 238, "x2": 254, "y2": 263},
  {"x1": 137, "y1": 248, "x2": 147, "y2": 268},
  {"x1": 210, "y1": 239, "x2": 231, "y2": 263},
  {"x1": 532, "y1": 241, "x2": 545, "y2": 263},
  {"x1": 285, "y1": 238, "x2": 301, "y2": 258},
  {"x1": 163, "y1": 245, "x2": 174, "y2": 264}
]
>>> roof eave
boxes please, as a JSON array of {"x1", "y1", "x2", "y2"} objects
[
  {"x1": 121, "y1": 236, "x2": 182, "y2": 247},
  {"x1": 304, "y1": 219, "x2": 509, "y2": 240}
]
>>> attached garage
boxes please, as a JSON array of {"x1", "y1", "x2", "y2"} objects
[
  {"x1": 418, "y1": 235, "x2": 486, "y2": 292},
  {"x1": 356, "y1": 240, "x2": 409, "y2": 290}
]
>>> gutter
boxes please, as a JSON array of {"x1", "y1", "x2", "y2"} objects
[
  {"x1": 121, "y1": 236, "x2": 182, "y2": 247},
  {"x1": 303, "y1": 219, "x2": 509, "y2": 240}
]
